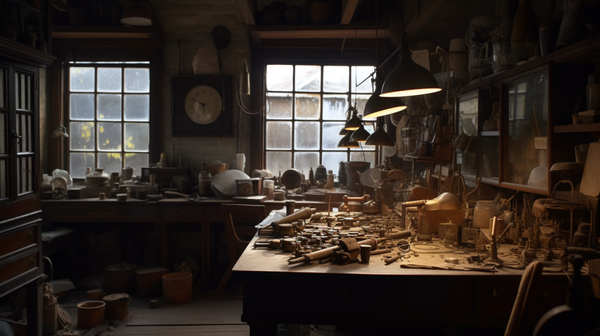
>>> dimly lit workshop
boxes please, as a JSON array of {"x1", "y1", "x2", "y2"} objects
[{"x1": 1, "y1": 0, "x2": 600, "y2": 335}]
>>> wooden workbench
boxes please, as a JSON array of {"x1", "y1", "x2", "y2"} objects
[
  {"x1": 41, "y1": 196, "x2": 331, "y2": 288},
  {"x1": 233, "y1": 234, "x2": 573, "y2": 335}
]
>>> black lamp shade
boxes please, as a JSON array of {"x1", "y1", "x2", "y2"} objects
[
  {"x1": 380, "y1": 45, "x2": 442, "y2": 98},
  {"x1": 350, "y1": 124, "x2": 370, "y2": 143},
  {"x1": 365, "y1": 120, "x2": 394, "y2": 146},
  {"x1": 363, "y1": 92, "x2": 407, "y2": 118},
  {"x1": 338, "y1": 131, "x2": 359, "y2": 148},
  {"x1": 344, "y1": 113, "x2": 361, "y2": 131},
  {"x1": 121, "y1": 1, "x2": 153, "y2": 26}
]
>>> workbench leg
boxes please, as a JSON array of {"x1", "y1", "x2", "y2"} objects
[
  {"x1": 248, "y1": 323, "x2": 278, "y2": 336},
  {"x1": 158, "y1": 219, "x2": 169, "y2": 269},
  {"x1": 201, "y1": 206, "x2": 210, "y2": 289}
]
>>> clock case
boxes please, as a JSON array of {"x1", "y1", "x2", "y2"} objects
[{"x1": 172, "y1": 75, "x2": 234, "y2": 137}]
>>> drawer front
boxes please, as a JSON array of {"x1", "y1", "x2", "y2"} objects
[
  {"x1": 0, "y1": 251, "x2": 39, "y2": 283},
  {"x1": 0, "y1": 225, "x2": 37, "y2": 258},
  {"x1": 162, "y1": 204, "x2": 203, "y2": 223}
]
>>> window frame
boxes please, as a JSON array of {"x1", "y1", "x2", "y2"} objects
[
  {"x1": 49, "y1": 38, "x2": 162, "y2": 180},
  {"x1": 250, "y1": 47, "x2": 381, "y2": 173}
]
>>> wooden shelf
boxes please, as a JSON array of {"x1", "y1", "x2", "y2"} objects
[
  {"x1": 464, "y1": 37, "x2": 600, "y2": 92},
  {"x1": 0, "y1": 36, "x2": 55, "y2": 67},
  {"x1": 249, "y1": 24, "x2": 389, "y2": 40},
  {"x1": 554, "y1": 122, "x2": 600, "y2": 133},
  {"x1": 52, "y1": 26, "x2": 155, "y2": 39}
]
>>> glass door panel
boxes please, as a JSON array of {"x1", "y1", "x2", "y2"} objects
[
  {"x1": 456, "y1": 90, "x2": 479, "y2": 180},
  {"x1": 505, "y1": 70, "x2": 548, "y2": 189}
]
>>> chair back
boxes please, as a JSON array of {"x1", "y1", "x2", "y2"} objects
[{"x1": 222, "y1": 204, "x2": 266, "y2": 242}]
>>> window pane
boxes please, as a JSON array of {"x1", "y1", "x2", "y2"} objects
[
  {"x1": 352, "y1": 94, "x2": 371, "y2": 118},
  {"x1": 294, "y1": 152, "x2": 319, "y2": 176},
  {"x1": 294, "y1": 122, "x2": 319, "y2": 150},
  {"x1": 295, "y1": 94, "x2": 320, "y2": 120},
  {"x1": 98, "y1": 122, "x2": 122, "y2": 151},
  {"x1": 124, "y1": 68, "x2": 150, "y2": 93},
  {"x1": 125, "y1": 153, "x2": 149, "y2": 178},
  {"x1": 266, "y1": 152, "x2": 292, "y2": 176},
  {"x1": 323, "y1": 66, "x2": 349, "y2": 92},
  {"x1": 352, "y1": 66, "x2": 375, "y2": 93},
  {"x1": 124, "y1": 94, "x2": 150, "y2": 121},
  {"x1": 70, "y1": 67, "x2": 95, "y2": 92},
  {"x1": 70, "y1": 94, "x2": 95, "y2": 120},
  {"x1": 266, "y1": 121, "x2": 292, "y2": 150},
  {"x1": 70, "y1": 122, "x2": 95, "y2": 150},
  {"x1": 97, "y1": 68, "x2": 122, "y2": 92},
  {"x1": 99, "y1": 153, "x2": 122, "y2": 175},
  {"x1": 70, "y1": 152, "x2": 95, "y2": 179},
  {"x1": 266, "y1": 65, "x2": 293, "y2": 91},
  {"x1": 266, "y1": 93, "x2": 292, "y2": 119},
  {"x1": 124, "y1": 123, "x2": 149, "y2": 152},
  {"x1": 322, "y1": 122, "x2": 345, "y2": 149},
  {"x1": 350, "y1": 152, "x2": 375, "y2": 163},
  {"x1": 295, "y1": 65, "x2": 321, "y2": 92},
  {"x1": 323, "y1": 95, "x2": 349, "y2": 120},
  {"x1": 0, "y1": 160, "x2": 5, "y2": 198},
  {"x1": 97, "y1": 94, "x2": 122, "y2": 121},
  {"x1": 0, "y1": 68, "x2": 5, "y2": 108},
  {"x1": 322, "y1": 152, "x2": 347, "y2": 179},
  {"x1": 0, "y1": 113, "x2": 5, "y2": 154}
]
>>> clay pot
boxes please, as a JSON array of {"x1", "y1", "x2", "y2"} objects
[{"x1": 77, "y1": 301, "x2": 105, "y2": 329}]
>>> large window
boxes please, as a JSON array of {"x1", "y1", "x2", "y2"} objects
[
  {"x1": 68, "y1": 62, "x2": 150, "y2": 179},
  {"x1": 265, "y1": 64, "x2": 377, "y2": 176}
]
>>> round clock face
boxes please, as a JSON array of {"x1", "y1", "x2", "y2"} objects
[{"x1": 184, "y1": 85, "x2": 223, "y2": 124}]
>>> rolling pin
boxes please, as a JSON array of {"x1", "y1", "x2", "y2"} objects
[
  {"x1": 385, "y1": 230, "x2": 412, "y2": 239},
  {"x1": 274, "y1": 207, "x2": 317, "y2": 225}
]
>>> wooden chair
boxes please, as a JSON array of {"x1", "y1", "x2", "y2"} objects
[
  {"x1": 217, "y1": 204, "x2": 266, "y2": 293},
  {"x1": 505, "y1": 261, "x2": 543, "y2": 336}
]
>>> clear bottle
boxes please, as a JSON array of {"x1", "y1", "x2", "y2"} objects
[
  {"x1": 586, "y1": 70, "x2": 600, "y2": 111},
  {"x1": 473, "y1": 200, "x2": 498, "y2": 228}
]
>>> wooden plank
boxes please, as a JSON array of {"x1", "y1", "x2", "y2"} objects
[
  {"x1": 109, "y1": 324, "x2": 248, "y2": 335},
  {"x1": 340, "y1": 0, "x2": 359, "y2": 24}
]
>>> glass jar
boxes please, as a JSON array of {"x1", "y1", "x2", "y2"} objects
[
  {"x1": 473, "y1": 200, "x2": 498, "y2": 228},
  {"x1": 573, "y1": 222, "x2": 591, "y2": 247},
  {"x1": 86, "y1": 168, "x2": 109, "y2": 188},
  {"x1": 263, "y1": 179, "x2": 274, "y2": 199},
  {"x1": 197, "y1": 171, "x2": 212, "y2": 196}
]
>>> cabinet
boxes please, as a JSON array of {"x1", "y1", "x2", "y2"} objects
[
  {"x1": 0, "y1": 2, "x2": 53, "y2": 333},
  {"x1": 455, "y1": 36, "x2": 600, "y2": 196}
]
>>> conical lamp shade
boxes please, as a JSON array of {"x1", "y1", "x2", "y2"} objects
[
  {"x1": 364, "y1": 92, "x2": 407, "y2": 118},
  {"x1": 338, "y1": 131, "x2": 359, "y2": 148},
  {"x1": 339, "y1": 127, "x2": 349, "y2": 135},
  {"x1": 350, "y1": 124, "x2": 370, "y2": 142},
  {"x1": 344, "y1": 113, "x2": 361, "y2": 131},
  {"x1": 365, "y1": 71, "x2": 407, "y2": 118},
  {"x1": 380, "y1": 42, "x2": 442, "y2": 98},
  {"x1": 365, "y1": 119, "x2": 394, "y2": 146}
]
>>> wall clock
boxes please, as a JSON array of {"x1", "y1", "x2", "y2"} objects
[{"x1": 172, "y1": 75, "x2": 233, "y2": 137}]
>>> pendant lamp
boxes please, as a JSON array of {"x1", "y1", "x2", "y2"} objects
[
  {"x1": 339, "y1": 127, "x2": 349, "y2": 135},
  {"x1": 344, "y1": 105, "x2": 362, "y2": 131},
  {"x1": 338, "y1": 131, "x2": 359, "y2": 148},
  {"x1": 121, "y1": 0, "x2": 153, "y2": 26},
  {"x1": 365, "y1": 118, "x2": 394, "y2": 146},
  {"x1": 364, "y1": 74, "x2": 407, "y2": 119},
  {"x1": 350, "y1": 123, "x2": 370, "y2": 143},
  {"x1": 380, "y1": 40, "x2": 442, "y2": 98}
]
